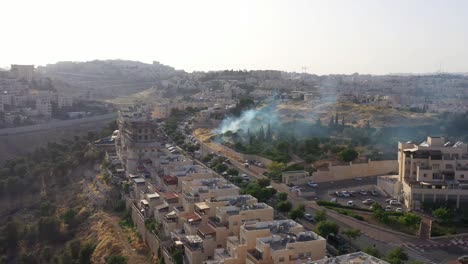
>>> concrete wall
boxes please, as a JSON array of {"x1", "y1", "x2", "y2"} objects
[
  {"x1": 312, "y1": 160, "x2": 398, "y2": 183},
  {"x1": 377, "y1": 175, "x2": 401, "y2": 197},
  {"x1": 198, "y1": 140, "x2": 273, "y2": 166}
]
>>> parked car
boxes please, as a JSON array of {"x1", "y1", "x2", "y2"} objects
[
  {"x1": 241, "y1": 174, "x2": 249, "y2": 180},
  {"x1": 362, "y1": 199, "x2": 374, "y2": 205},
  {"x1": 371, "y1": 190, "x2": 379, "y2": 196},
  {"x1": 386, "y1": 198, "x2": 397, "y2": 203},
  {"x1": 347, "y1": 201, "x2": 355, "y2": 207},
  {"x1": 304, "y1": 213, "x2": 314, "y2": 222},
  {"x1": 342, "y1": 191, "x2": 350, "y2": 198},
  {"x1": 349, "y1": 191, "x2": 357, "y2": 196},
  {"x1": 385, "y1": 206, "x2": 393, "y2": 211},
  {"x1": 458, "y1": 255, "x2": 468, "y2": 263},
  {"x1": 307, "y1": 181, "x2": 318, "y2": 188},
  {"x1": 389, "y1": 200, "x2": 401, "y2": 206},
  {"x1": 290, "y1": 186, "x2": 302, "y2": 191},
  {"x1": 354, "y1": 177, "x2": 363, "y2": 181},
  {"x1": 335, "y1": 191, "x2": 344, "y2": 197},
  {"x1": 395, "y1": 208, "x2": 403, "y2": 212},
  {"x1": 330, "y1": 198, "x2": 338, "y2": 203},
  {"x1": 359, "y1": 190, "x2": 368, "y2": 195}
]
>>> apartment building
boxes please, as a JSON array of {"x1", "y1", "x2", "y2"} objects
[
  {"x1": 398, "y1": 136, "x2": 468, "y2": 210},
  {"x1": 210, "y1": 220, "x2": 326, "y2": 264},
  {"x1": 10, "y1": 64, "x2": 35, "y2": 81},
  {"x1": 181, "y1": 178, "x2": 240, "y2": 213},
  {"x1": 116, "y1": 104, "x2": 163, "y2": 173}
]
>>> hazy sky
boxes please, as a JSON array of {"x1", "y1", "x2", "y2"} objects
[{"x1": 2, "y1": 0, "x2": 467, "y2": 74}]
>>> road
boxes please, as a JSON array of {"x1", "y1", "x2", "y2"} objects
[
  {"x1": 184, "y1": 118, "x2": 465, "y2": 263},
  {"x1": 0, "y1": 112, "x2": 117, "y2": 136}
]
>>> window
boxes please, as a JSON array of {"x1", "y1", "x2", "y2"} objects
[
  {"x1": 433, "y1": 164, "x2": 440, "y2": 170},
  {"x1": 423, "y1": 174, "x2": 427, "y2": 177},
  {"x1": 138, "y1": 129, "x2": 142, "y2": 133},
  {"x1": 461, "y1": 175, "x2": 465, "y2": 179},
  {"x1": 298, "y1": 253, "x2": 304, "y2": 258},
  {"x1": 144, "y1": 135, "x2": 148, "y2": 140},
  {"x1": 445, "y1": 164, "x2": 453, "y2": 169},
  {"x1": 138, "y1": 136, "x2": 142, "y2": 140},
  {"x1": 279, "y1": 257, "x2": 284, "y2": 262}
]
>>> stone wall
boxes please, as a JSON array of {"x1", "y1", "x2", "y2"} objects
[
  {"x1": 198, "y1": 140, "x2": 273, "y2": 166},
  {"x1": 312, "y1": 160, "x2": 398, "y2": 183}
]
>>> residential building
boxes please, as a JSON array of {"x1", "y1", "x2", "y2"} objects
[
  {"x1": 10, "y1": 64, "x2": 35, "y2": 81},
  {"x1": 397, "y1": 136, "x2": 468, "y2": 210},
  {"x1": 212, "y1": 220, "x2": 326, "y2": 264}
]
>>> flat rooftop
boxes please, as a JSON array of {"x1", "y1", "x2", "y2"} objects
[
  {"x1": 259, "y1": 231, "x2": 322, "y2": 250},
  {"x1": 314, "y1": 252, "x2": 389, "y2": 264}
]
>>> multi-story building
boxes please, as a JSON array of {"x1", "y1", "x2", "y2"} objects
[
  {"x1": 116, "y1": 104, "x2": 163, "y2": 173},
  {"x1": 210, "y1": 220, "x2": 326, "y2": 264},
  {"x1": 10, "y1": 64, "x2": 35, "y2": 81},
  {"x1": 398, "y1": 136, "x2": 468, "y2": 210}
]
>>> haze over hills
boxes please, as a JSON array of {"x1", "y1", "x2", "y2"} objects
[{"x1": 37, "y1": 60, "x2": 181, "y2": 99}]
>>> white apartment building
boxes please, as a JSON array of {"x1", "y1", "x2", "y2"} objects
[{"x1": 398, "y1": 136, "x2": 468, "y2": 210}]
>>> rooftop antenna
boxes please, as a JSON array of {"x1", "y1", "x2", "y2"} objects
[{"x1": 301, "y1": 66, "x2": 309, "y2": 73}]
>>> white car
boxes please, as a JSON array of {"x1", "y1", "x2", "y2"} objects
[
  {"x1": 307, "y1": 181, "x2": 318, "y2": 188},
  {"x1": 395, "y1": 208, "x2": 403, "y2": 212},
  {"x1": 362, "y1": 199, "x2": 374, "y2": 205},
  {"x1": 389, "y1": 200, "x2": 401, "y2": 206},
  {"x1": 354, "y1": 177, "x2": 363, "y2": 181},
  {"x1": 342, "y1": 191, "x2": 350, "y2": 197},
  {"x1": 347, "y1": 201, "x2": 355, "y2": 207},
  {"x1": 290, "y1": 186, "x2": 302, "y2": 191},
  {"x1": 359, "y1": 190, "x2": 368, "y2": 195}
]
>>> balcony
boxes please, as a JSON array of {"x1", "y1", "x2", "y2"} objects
[{"x1": 246, "y1": 251, "x2": 268, "y2": 264}]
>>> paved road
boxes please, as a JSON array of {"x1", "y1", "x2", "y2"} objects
[
  {"x1": 190, "y1": 131, "x2": 465, "y2": 263},
  {"x1": 0, "y1": 112, "x2": 117, "y2": 136}
]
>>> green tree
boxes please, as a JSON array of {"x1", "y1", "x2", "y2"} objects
[
  {"x1": 277, "y1": 201, "x2": 292, "y2": 212},
  {"x1": 226, "y1": 168, "x2": 239, "y2": 176},
  {"x1": 277, "y1": 192, "x2": 288, "y2": 201},
  {"x1": 432, "y1": 207, "x2": 453, "y2": 223},
  {"x1": 215, "y1": 164, "x2": 228, "y2": 173},
  {"x1": 67, "y1": 239, "x2": 81, "y2": 260},
  {"x1": 363, "y1": 246, "x2": 381, "y2": 257},
  {"x1": 314, "y1": 209, "x2": 327, "y2": 223},
  {"x1": 289, "y1": 205, "x2": 305, "y2": 220},
  {"x1": 4, "y1": 221, "x2": 18, "y2": 249},
  {"x1": 40, "y1": 246, "x2": 53, "y2": 263},
  {"x1": 268, "y1": 162, "x2": 285, "y2": 174},
  {"x1": 106, "y1": 254, "x2": 127, "y2": 264},
  {"x1": 38, "y1": 217, "x2": 61, "y2": 242},
  {"x1": 338, "y1": 148, "x2": 358, "y2": 162},
  {"x1": 384, "y1": 247, "x2": 408, "y2": 264},
  {"x1": 342, "y1": 228, "x2": 361, "y2": 241},
  {"x1": 397, "y1": 213, "x2": 421, "y2": 226},
  {"x1": 314, "y1": 221, "x2": 339, "y2": 238},
  {"x1": 79, "y1": 242, "x2": 96, "y2": 264},
  {"x1": 257, "y1": 178, "x2": 271, "y2": 188},
  {"x1": 20, "y1": 253, "x2": 38, "y2": 264},
  {"x1": 172, "y1": 248, "x2": 184, "y2": 264}
]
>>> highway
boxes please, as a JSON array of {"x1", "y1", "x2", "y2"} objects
[{"x1": 0, "y1": 112, "x2": 117, "y2": 136}]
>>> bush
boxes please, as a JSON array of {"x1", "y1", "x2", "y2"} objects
[
  {"x1": 317, "y1": 200, "x2": 371, "y2": 212},
  {"x1": 314, "y1": 221, "x2": 339, "y2": 238},
  {"x1": 106, "y1": 254, "x2": 127, "y2": 264},
  {"x1": 277, "y1": 201, "x2": 292, "y2": 212},
  {"x1": 277, "y1": 192, "x2": 288, "y2": 201},
  {"x1": 338, "y1": 148, "x2": 358, "y2": 162}
]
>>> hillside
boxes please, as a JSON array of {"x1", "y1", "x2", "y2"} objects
[
  {"x1": 38, "y1": 60, "x2": 180, "y2": 99},
  {"x1": 278, "y1": 102, "x2": 438, "y2": 128}
]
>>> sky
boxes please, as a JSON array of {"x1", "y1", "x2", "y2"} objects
[{"x1": 1, "y1": 0, "x2": 467, "y2": 74}]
